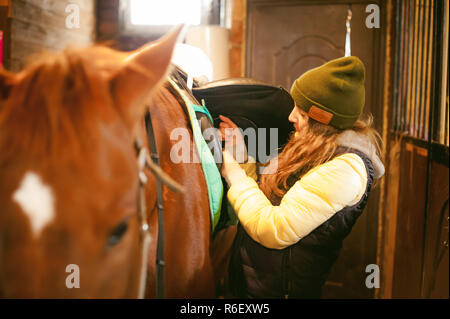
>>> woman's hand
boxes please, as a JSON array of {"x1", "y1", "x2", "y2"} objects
[
  {"x1": 218, "y1": 115, "x2": 248, "y2": 163},
  {"x1": 221, "y1": 150, "x2": 247, "y2": 187}
]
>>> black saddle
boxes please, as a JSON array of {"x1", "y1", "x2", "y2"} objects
[{"x1": 192, "y1": 78, "x2": 295, "y2": 162}]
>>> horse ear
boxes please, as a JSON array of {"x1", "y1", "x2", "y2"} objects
[{"x1": 111, "y1": 25, "x2": 184, "y2": 129}]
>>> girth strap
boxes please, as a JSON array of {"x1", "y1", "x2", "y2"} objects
[{"x1": 144, "y1": 109, "x2": 165, "y2": 299}]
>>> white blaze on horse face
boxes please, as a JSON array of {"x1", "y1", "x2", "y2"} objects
[{"x1": 12, "y1": 172, "x2": 55, "y2": 237}]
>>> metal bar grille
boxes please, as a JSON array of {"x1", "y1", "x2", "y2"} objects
[
  {"x1": 436, "y1": 0, "x2": 449, "y2": 145},
  {"x1": 392, "y1": 0, "x2": 449, "y2": 146}
]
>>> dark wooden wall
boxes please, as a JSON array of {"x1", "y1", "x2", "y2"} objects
[
  {"x1": 391, "y1": 141, "x2": 429, "y2": 297},
  {"x1": 383, "y1": 137, "x2": 449, "y2": 299},
  {"x1": 377, "y1": 0, "x2": 449, "y2": 299},
  {"x1": 4, "y1": 0, "x2": 95, "y2": 71},
  {"x1": 422, "y1": 155, "x2": 449, "y2": 298}
]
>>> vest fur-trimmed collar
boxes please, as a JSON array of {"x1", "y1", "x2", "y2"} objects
[{"x1": 336, "y1": 130, "x2": 385, "y2": 179}]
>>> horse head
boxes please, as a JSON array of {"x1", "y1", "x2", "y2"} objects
[{"x1": 0, "y1": 26, "x2": 183, "y2": 298}]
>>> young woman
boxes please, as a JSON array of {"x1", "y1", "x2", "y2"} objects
[{"x1": 219, "y1": 56, "x2": 385, "y2": 298}]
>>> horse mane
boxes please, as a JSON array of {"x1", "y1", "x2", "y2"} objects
[{"x1": 0, "y1": 46, "x2": 128, "y2": 163}]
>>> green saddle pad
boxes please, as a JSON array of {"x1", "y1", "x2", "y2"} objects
[{"x1": 168, "y1": 78, "x2": 224, "y2": 232}]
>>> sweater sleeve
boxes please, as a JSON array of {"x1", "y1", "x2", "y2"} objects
[
  {"x1": 227, "y1": 153, "x2": 368, "y2": 249},
  {"x1": 238, "y1": 155, "x2": 258, "y2": 181}
]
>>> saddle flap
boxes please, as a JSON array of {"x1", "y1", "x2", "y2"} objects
[{"x1": 192, "y1": 78, "x2": 295, "y2": 161}]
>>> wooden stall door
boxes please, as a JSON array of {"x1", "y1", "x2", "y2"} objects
[{"x1": 246, "y1": 0, "x2": 385, "y2": 298}]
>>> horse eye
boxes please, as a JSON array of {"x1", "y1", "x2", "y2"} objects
[{"x1": 106, "y1": 220, "x2": 128, "y2": 248}]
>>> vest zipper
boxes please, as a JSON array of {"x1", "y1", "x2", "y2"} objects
[{"x1": 283, "y1": 247, "x2": 292, "y2": 298}]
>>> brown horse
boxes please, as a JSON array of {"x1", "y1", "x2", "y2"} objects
[{"x1": 0, "y1": 26, "x2": 234, "y2": 298}]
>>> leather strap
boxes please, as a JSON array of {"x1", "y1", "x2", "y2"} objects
[{"x1": 144, "y1": 109, "x2": 165, "y2": 299}]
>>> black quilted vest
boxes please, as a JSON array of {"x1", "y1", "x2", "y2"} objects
[{"x1": 228, "y1": 148, "x2": 375, "y2": 298}]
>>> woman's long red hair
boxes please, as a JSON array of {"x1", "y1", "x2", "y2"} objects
[{"x1": 259, "y1": 114, "x2": 382, "y2": 203}]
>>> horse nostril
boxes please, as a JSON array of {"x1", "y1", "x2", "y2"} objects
[{"x1": 106, "y1": 220, "x2": 129, "y2": 248}]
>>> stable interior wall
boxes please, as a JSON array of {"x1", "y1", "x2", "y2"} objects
[{"x1": 6, "y1": 0, "x2": 95, "y2": 72}]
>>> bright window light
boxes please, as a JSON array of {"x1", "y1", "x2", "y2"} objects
[{"x1": 130, "y1": 0, "x2": 202, "y2": 26}]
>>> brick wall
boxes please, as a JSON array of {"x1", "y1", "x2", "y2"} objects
[{"x1": 7, "y1": 0, "x2": 95, "y2": 71}]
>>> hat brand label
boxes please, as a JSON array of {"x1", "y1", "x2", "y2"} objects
[{"x1": 308, "y1": 105, "x2": 333, "y2": 125}]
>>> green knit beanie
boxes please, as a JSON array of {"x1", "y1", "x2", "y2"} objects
[{"x1": 290, "y1": 56, "x2": 365, "y2": 130}]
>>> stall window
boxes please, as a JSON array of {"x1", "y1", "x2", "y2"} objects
[{"x1": 120, "y1": 0, "x2": 222, "y2": 37}]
